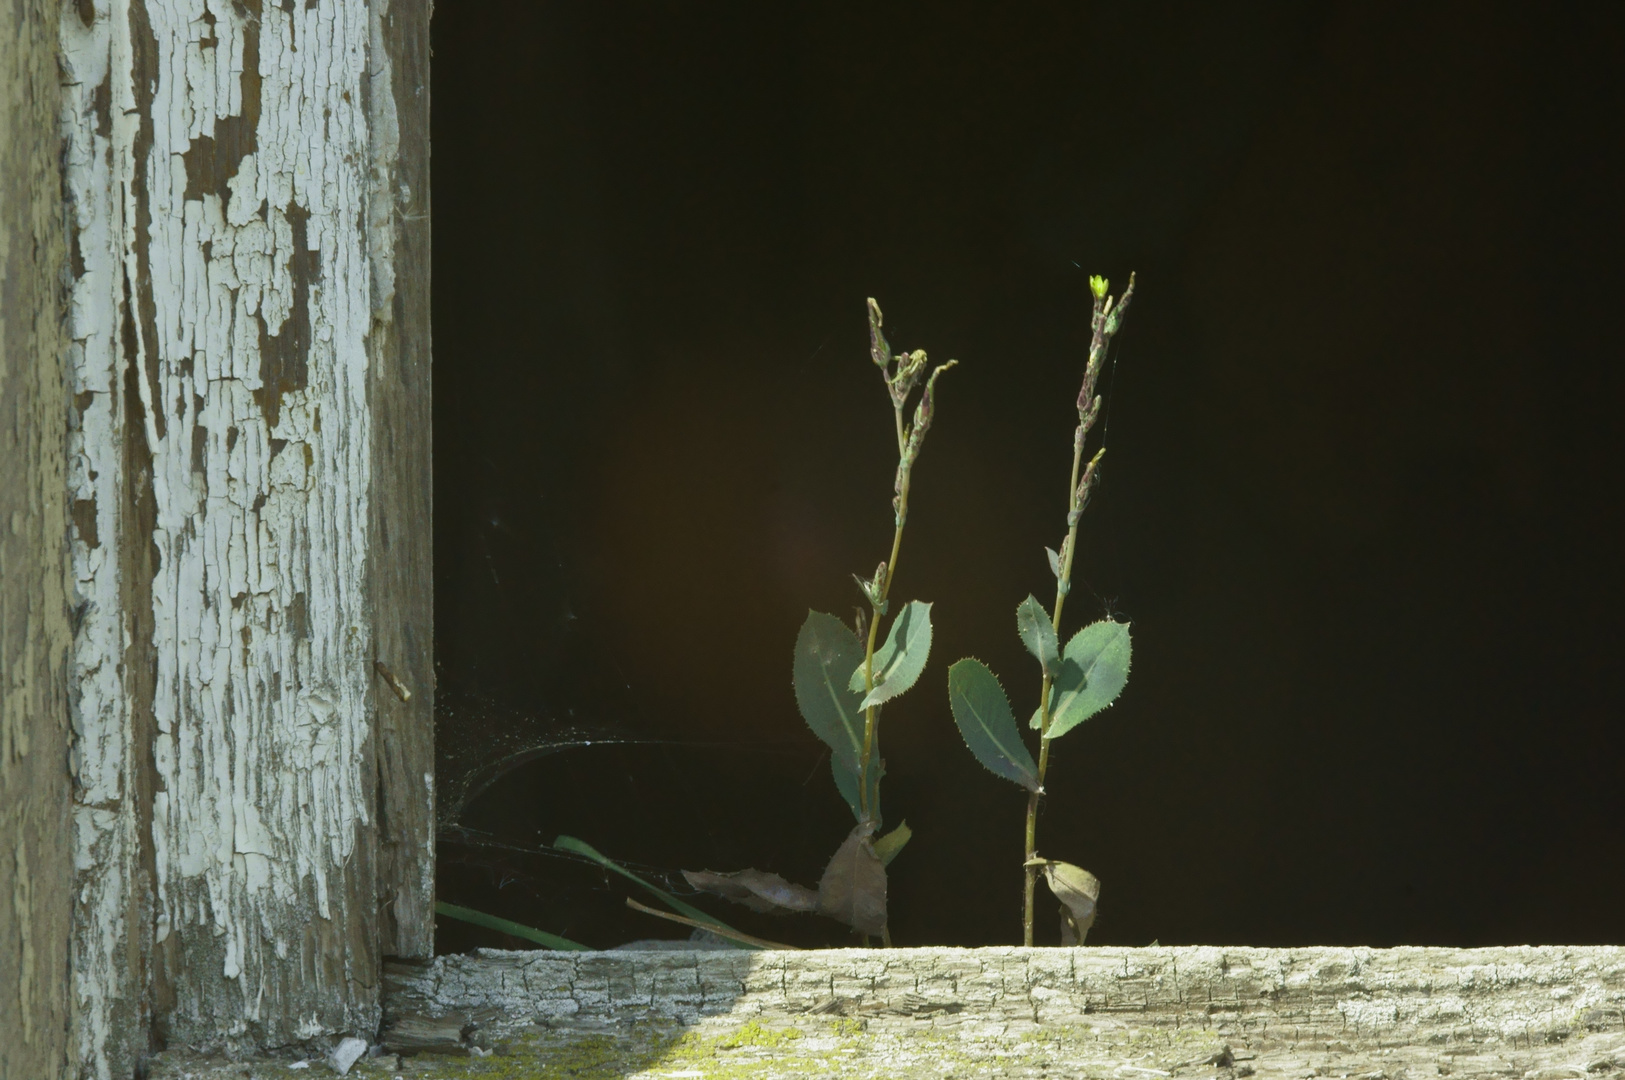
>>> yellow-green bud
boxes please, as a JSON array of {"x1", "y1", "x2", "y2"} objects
[{"x1": 1089, "y1": 275, "x2": 1108, "y2": 300}]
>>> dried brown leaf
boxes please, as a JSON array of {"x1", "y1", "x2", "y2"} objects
[
  {"x1": 817, "y1": 822, "x2": 888, "y2": 935},
  {"x1": 681, "y1": 868, "x2": 820, "y2": 915},
  {"x1": 1043, "y1": 861, "x2": 1100, "y2": 946}
]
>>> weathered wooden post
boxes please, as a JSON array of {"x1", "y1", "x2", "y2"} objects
[
  {"x1": 11, "y1": 5, "x2": 1625, "y2": 1080},
  {"x1": 2, "y1": 3, "x2": 76, "y2": 1078},
  {"x1": 1, "y1": 0, "x2": 431, "y2": 1075}
]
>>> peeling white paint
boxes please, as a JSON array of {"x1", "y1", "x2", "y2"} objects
[
  {"x1": 62, "y1": 0, "x2": 386, "y2": 1066},
  {"x1": 60, "y1": 1, "x2": 142, "y2": 1075},
  {"x1": 367, "y1": 0, "x2": 397, "y2": 321}
]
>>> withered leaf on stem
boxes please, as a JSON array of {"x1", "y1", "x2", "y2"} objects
[
  {"x1": 817, "y1": 822, "x2": 888, "y2": 935},
  {"x1": 1042, "y1": 861, "x2": 1100, "y2": 945},
  {"x1": 680, "y1": 869, "x2": 820, "y2": 915}
]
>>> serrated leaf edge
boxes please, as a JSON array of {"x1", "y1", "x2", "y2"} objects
[
  {"x1": 1015, "y1": 594, "x2": 1061, "y2": 677},
  {"x1": 793, "y1": 611, "x2": 867, "y2": 771},
  {"x1": 855, "y1": 600, "x2": 933, "y2": 710},
  {"x1": 946, "y1": 657, "x2": 1040, "y2": 792},
  {"x1": 1046, "y1": 619, "x2": 1132, "y2": 740}
]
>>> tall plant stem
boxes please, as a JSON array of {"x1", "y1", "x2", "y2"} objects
[
  {"x1": 1023, "y1": 433, "x2": 1090, "y2": 945},
  {"x1": 1022, "y1": 271, "x2": 1131, "y2": 945},
  {"x1": 859, "y1": 404, "x2": 912, "y2": 824}
]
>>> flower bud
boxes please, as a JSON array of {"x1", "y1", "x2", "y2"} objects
[{"x1": 867, "y1": 298, "x2": 892, "y2": 370}]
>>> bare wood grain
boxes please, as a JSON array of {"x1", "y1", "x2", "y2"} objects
[
  {"x1": 0, "y1": 3, "x2": 73, "y2": 1077},
  {"x1": 368, "y1": 0, "x2": 436, "y2": 961}
]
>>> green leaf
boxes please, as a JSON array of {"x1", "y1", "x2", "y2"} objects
[
  {"x1": 1045, "y1": 546, "x2": 1063, "y2": 579},
  {"x1": 553, "y1": 835, "x2": 754, "y2": 944},
  {"x1": 831, "y1": 745, "x2": 883, "y2": 826},
  {"x1": 1046, "y1": 620, "x2": 1132, "y2": 739},
  {"x1": 872, "y1": 820, "x2": 912, "y2": 867},
  {"x1": 848, "y1": 600, "x2": 933, "y2": 709},
  {"x1": 1016, "y1": 595, "x2": 1061, "y2": 676},
  {"x1": 793, "y1": 611, "x2": 867, "y2": 773},
  {"x1": 947, "y1": 659, "x2": 1040, "y2": 791},
  {"x1": 435, "y1": 901, "x2": 589, "y2": 951}
]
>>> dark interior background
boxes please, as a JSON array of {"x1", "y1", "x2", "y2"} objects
[{"x1": 430, "y1": 1, "x2": 1625, "y2": 951}]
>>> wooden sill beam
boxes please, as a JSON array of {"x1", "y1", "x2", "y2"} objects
[{"x1": 149, "y1": 946, "x2": 1625, "y2": 1078}]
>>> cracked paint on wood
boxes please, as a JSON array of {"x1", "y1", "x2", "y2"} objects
[
  {"x1": 60, "y1": 1, "x2": 148, "y2": 1074},
  {"x1": 58, "y1": 0, "x2": 426, "y2": 1066}
]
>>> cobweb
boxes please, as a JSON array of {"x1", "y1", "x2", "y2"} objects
[
  {"x1": 432, "y1": 685, "x2": 843, "y2": 950},
  {"x1": 434, "y1": 687, "x2": 642, "y2": 829}
]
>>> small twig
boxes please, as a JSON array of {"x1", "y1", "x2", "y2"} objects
[{"x1": 624, "y1": 898, "x2": 798, "y2": 951}]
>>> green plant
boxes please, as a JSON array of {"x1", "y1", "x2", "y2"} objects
[
  {"x1": 435, "y1": 900, "x2": 590, "y2": 951},
  {"x1": 684, "y1": 299, "x2": 953, "y2": 945},
  {"x1": 947, "y1": 273, "x2": 1136, "y2": 946},
  {"x1": 556, "y1": 834, "x2": 798, "y2": 949},
  {"x1": 795, "y1": 300, "x2": 953, "y2": 831},
  {"x1": 433, "y1": 837, "x2": 778, "y2": 952},
  {"x1": 469, "y1": 305, "x2": 950, "y2": 952}
]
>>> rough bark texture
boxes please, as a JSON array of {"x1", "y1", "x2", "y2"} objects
[
  {"x1": 57, "y1": 0, "x2": 430, "y2": 1067},
  {"x1": 157, "y1": 946, "x2": 1625, "y2": 1078},
  {"x1": 367, "y1": 0, "x2": 435, "y2": 963},
  {"x1": 143, "y1": 946, "x2": 1625, "y2": 1076},
  {"x1": 0, "y1": 2, "x2": 74, "y2": 1078},
  {"x1": 151, "y1": 946, "x2": 1625, "y2": 1078}
]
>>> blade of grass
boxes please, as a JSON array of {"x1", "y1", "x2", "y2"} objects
[
  {"x1": 434, "y1": 901, "x2": 589, "y2": 951},
  {"x1": 553, "y1": 834, "x2": 743, "y2": 935},
  {"x1": 623, "y1": 898, "x2": 791, "y2": 951}
]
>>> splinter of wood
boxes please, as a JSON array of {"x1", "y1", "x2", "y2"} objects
[{"x1": 374, "y1": 660, "x2": 413, "y2": 703}]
